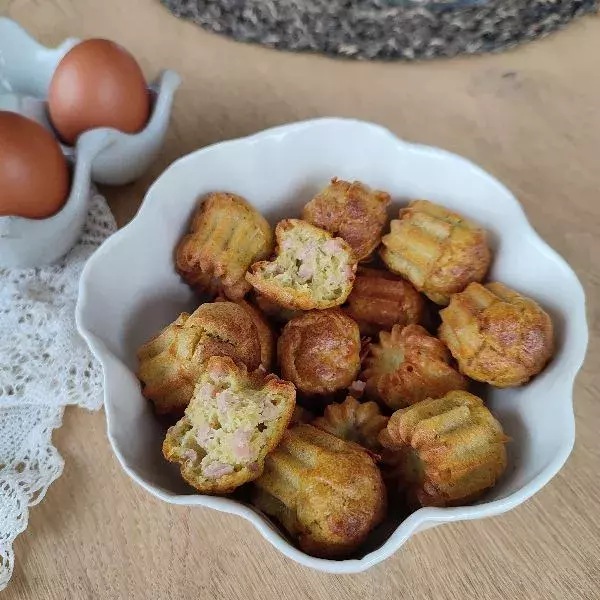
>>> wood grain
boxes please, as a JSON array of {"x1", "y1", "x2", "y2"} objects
[{"x1": 3, "y1": 1, "x2": 600, "y2": 598}]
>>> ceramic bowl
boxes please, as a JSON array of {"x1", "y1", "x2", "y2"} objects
[{"x1": 76, "y1": 118, "x2": 588, "y2": 574}]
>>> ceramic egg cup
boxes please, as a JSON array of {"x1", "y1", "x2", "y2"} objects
[{"x1": 0, "y1": 18, "x2": 181, "y2": 268}]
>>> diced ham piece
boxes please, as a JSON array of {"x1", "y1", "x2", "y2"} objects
[
  {"x1": 216, "y1": 389, "x2": 236, "y2": 415},
  {"x1": 196, "y1": 383, "x2": 216, "y2": 401},
  {"x1": 298, "y1": 262, "x2": 313, "y2": 281},
  {"x1": 323, "y1": 239, "x2": 342, "y2": 255},
  {"x1": 196, "y1": 423, "x2": 217, "y2": 446},
  {"x1": 261, "y1": 399, "x2": 280, "y2": 422},
  {"x1": 298, "y1": 241, "x2": 317, "y2": 262},
  {"x1": 230, "y1": 429, "x2": 253, "y2": 462},
  {"x1": 182, "y1": 449, "x2": 198, "y2": 462},
  {"x1": 202, "y1": 461, "x2": 234, "y2": 478},
  {"x1": 345, "y1": 265, "x2": 354, "y2": 278},
  {"x1": 348, "y1": 380, "x2": 366, "y2": 398},
  {"x1": 351, "y1": 380, "x2": 366, "y2": 392},
  {"x1": 280, "y1": 237, "x2": 294, "y2": 252}
]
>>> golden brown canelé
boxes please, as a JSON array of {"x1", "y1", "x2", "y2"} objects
[
  {"x1": 163, "y1": 356, "x2": 296, "y2": 494},
  {"x1": 252, "y1": 424, "x2": 386, "y2": 557},
  {"x1": 344, "y1": 267, "x2": 424, "y2": 337},
  {"x1": 176, "y1": 192, "x2": 273, "y2": 300},
  {"x1": 215, "y1": 296, "x2": 275, "y2": 369},
  {"x1": 379, "y1": 391, "x2": 508, "y2": 507},
  {"x1": 312, "y1": 395, "x2": 388, "y2": 454},
  {"x1": 137, "y1": 302, "x2": 264, "y2": 414},
  {"x1": 246, "y1": 219, "x2": 357, "y2": 310},
  {"x1": 302, "y1": 178, "x2": 391, "y2": 261},
  {"x1": 278, "y1": 309, "x2": 361, "y2": 396},
  {"x1": 438, "y1": 282, "x2": 554, "y2": 387},
  {"x1": 380, "y1": 200, "x2": 491, "y2": 305},
  {"x1": 361, "y1": 324, "x2": 468, "y2": 410}
]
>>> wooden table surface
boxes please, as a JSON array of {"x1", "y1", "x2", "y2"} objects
[{"x1": 3, "y1": 1, "x2": 600, "y2": 598}]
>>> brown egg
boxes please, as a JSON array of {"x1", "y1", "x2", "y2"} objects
[
  {"x1": 0, "y1": 111, "x2": 70, "y2": 219},
  {"x1": 48, "y1": 39, "x2": 150, "y2": 145}
]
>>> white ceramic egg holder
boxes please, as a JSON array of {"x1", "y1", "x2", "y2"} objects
[{"x1": 0, "y1": 18, "x2": 181, "y2": 268}]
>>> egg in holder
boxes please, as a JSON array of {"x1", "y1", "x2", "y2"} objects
[{"x1": 0, "y1": 17, "x2": 181, "y2": 267}]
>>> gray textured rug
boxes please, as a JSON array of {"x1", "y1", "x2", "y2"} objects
[{"x1": 161, "y1": 0, "x2": 597, "y2": 60}]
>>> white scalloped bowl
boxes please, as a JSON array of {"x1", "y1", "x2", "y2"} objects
[
  {"x1": 0, "y1": 17, "x2": 181, "y2": 268},
  {"x1": 76, "y1": 118, "x2": 588, "y2": 574}
]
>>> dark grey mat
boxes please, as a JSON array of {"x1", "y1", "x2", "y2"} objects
[{"x1": 161, "y1": 0, "x2": 597, "y2": 60}]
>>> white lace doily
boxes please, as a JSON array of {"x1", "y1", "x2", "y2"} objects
[{"x1": 0, "y1": 192, "x2": 116, "y2": 590}]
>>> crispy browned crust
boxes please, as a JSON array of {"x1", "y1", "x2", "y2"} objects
[
  {"x1": 302, "y1": 178, "x2": 391, "y2": 261},
  {"x1": 380, "y1": 200, "x2": 491, "y2": 305},
  {"x1": 362, "y1": 324, "x2": 468, "y2": 410},
  {"x1": 252, "y1": 424, "x2": 386, "y2": 557},
  {"x1": 137, "y1": 302, "x2": 263, "y2": 414},
  {"x1": 379, "y1": 391, "x2": 508, "y2": 507},
  {"x1": 344, "y1": 267, "x2": 425, "y2": 337},
  {"x1": 290, "y1": 405, "x2": 315, "y2": 426},
  {"x1": 278, "y1": 309, "x2": 361, "y2": 396},
  {"x1": 312, "y1": 396, "x2": 388, "y2": 453},
  {"x1": 216, "y1": 296, "x2": 275, "y2": 369},
  {"x1": 176, "y1": 192, "x2": 273, "y2": 300},
  {"x1": 162, "y1": 356, "x2": 296, "y2": 495},
  {"x1": 136, "y1": 314, "x2": 198, "y2": 415},
  {"x1": 184, "y1": 303, "x2": 262, "y2": 367},
  {"x1": 439, "y1": 282, "x2": 554, "y2": 387},
  {"x1": 254, "y1": 292, "x2": 302, "y2": 325},
  {"x1": 246, "y1": 219, "x2": 357, "y2": 310}
]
